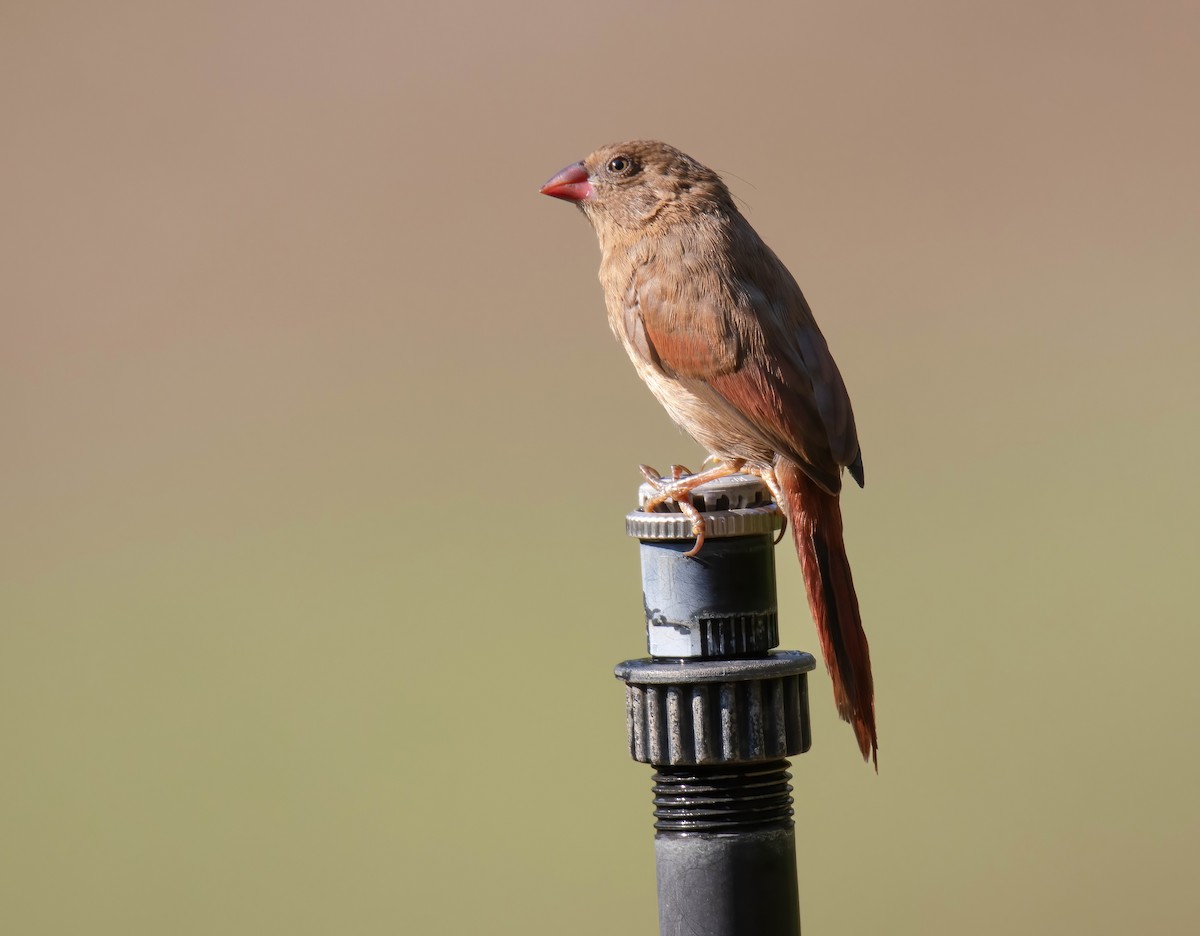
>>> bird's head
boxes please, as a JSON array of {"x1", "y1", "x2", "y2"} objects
[{"x1": 540, "y1": 140, "x2": 733, "y2": 245}]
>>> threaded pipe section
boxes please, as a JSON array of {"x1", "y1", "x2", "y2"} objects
[{"x1": 652, "y1": 761, "x2": 795, "y2": 833}]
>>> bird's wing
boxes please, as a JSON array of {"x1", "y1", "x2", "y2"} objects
[
  {"x1": 623, "y1": 260, "x2": 743, "y2": 379},
  {"x1": 629, "y1": 239, "x2": 861, "y2": 494}
]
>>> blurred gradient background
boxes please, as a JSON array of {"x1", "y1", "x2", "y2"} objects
[{"x1": 3, "y1": 1, "x2": 1198, "y2": 933}]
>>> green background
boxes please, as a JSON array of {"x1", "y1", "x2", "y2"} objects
[{"x1": 3, "y1": 1, "x2": 1198, "y2": 933}]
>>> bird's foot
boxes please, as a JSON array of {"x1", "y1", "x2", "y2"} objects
[
  {"x1": 639, "y1": 463, "x2": 695, "y2": 483},
  {"x1": 638, "y1": 459, "x2": 747, "y2": 557},
  {"x1": 741, "y1": 464, "x2": 789, "y2": 544}
]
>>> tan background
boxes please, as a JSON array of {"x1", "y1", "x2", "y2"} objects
[{"x1": 3, "y1": 1, "x2": 1198, "y2": 933}]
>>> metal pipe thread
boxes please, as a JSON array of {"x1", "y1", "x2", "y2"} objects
[{"x1": 652, "y1": 761, "x2": 795, "y2": 833}]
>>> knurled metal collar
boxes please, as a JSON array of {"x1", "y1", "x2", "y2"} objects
[{"x1": 626, "y1": 473, "x2": 783, "y2": 540}]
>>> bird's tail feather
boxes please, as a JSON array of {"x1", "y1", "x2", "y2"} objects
[{"x1": 776, "y1": 458, "x2": 878, "y2": 766}]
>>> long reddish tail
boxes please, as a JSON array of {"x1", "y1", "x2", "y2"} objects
[{"x1": 776, "y1": 458, "x2": 877, "y2": 766}]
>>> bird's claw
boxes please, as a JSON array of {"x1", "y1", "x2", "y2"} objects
[
  {"x1": 677, "y1": 498, "x2": 707, "y2": 557},
  {"x1": 637, "y1": 459, "x2": 748, "y2": 556},
  {"x1": 639, "y1": 463, "x2": 694, "y2": 485},
  {"x1": 740, "y1": 464, "x2": 789, "y2": 544}
]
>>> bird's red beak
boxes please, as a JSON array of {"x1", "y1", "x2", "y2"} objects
[{"x1": 539, "y1": 162, "x2": 593, "y2": 202}]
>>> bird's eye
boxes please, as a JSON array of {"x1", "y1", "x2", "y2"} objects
[{"x1": 607, "y1": 156, "x2": 632, "y2": 174}]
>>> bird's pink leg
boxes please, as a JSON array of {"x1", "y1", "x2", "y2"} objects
[
  {"x1": 638, "y1": 459, "x2": 748, "y2": 557},
  {"x1": 743, "y1": 464, "x2": 789, "y2": 544},
  {"x1": 674, "y1": 497, "x2": 709, "y2": 557},
  {"x1": 640, "y1": 459, "x2": 746, "y2": 512}
]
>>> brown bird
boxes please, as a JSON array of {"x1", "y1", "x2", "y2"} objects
[{"x1": 540, "y1": 140, "x2": 877, "y2": 764}]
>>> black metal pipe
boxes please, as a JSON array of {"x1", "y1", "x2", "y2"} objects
[
  {"x1": 615, "y1": 474, "x2": 814, "y2": 936},
  {"x1": 655, "y1": 763, "x2": 800, "y2": 936}
]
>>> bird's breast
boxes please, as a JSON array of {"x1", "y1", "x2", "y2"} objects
[{"x1": 600, "y1": 265, "x2": 773, "y2": 464}]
